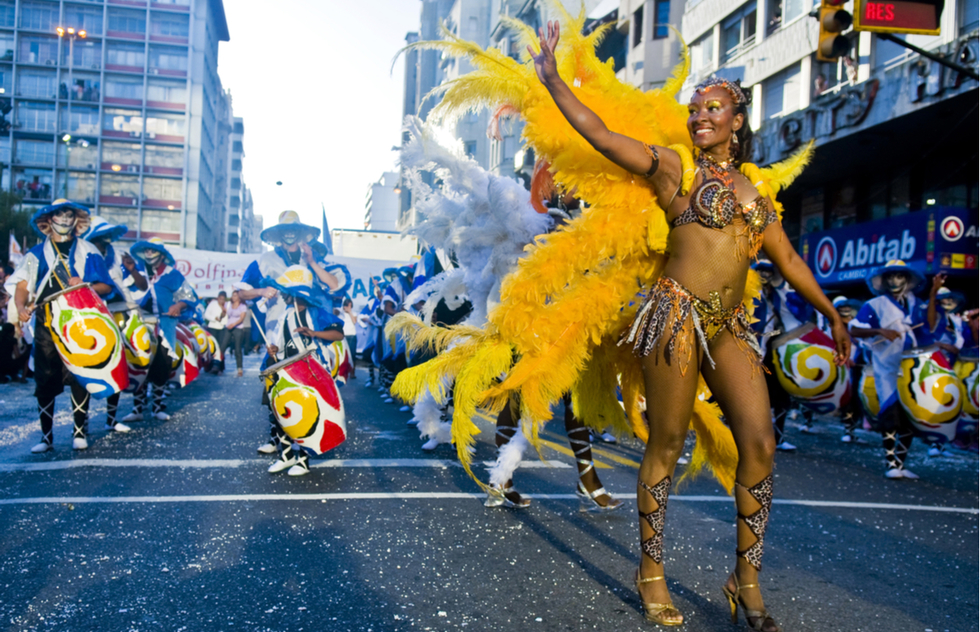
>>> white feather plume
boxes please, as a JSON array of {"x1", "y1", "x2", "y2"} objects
[{"x1": 487, "y1": 418, "x2": 531, "y2": 487}]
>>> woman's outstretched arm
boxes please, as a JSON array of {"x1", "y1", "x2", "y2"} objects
[{"x1": 529, "y1": 21, "x2": 681, "y2": 189}]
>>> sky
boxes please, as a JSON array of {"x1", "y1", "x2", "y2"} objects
[{"x1": 217, "y1": 1, "x2": 423, "y2": 234}]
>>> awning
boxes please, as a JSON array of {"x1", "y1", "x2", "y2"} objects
[{"x1": 800, "y1": 207, "x2": 978, "y2": 288}]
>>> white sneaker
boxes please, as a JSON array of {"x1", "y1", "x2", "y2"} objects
[
  {"x1": 257, "y1": 441, "x2": 278, "y2": 455},
  {"x1": 799, "y1": 424, "x2": 814, "y2": 434},
  {"x1": 384, "y1": 397, "x2": 394, "y2": 404},
  {"x1": 406, "y1": 418, "x2": 419, "y2": 426},
  {"x1": 599, "y1": 432, "x2": 617, "y2": 444},
  {"x1": 399, "y1": 405, "x2": 410, "y2": 412},
  {"x1": 776, "y1": 441, "x2": 797, "y2": 452},
  {"x1": 154, "y1": 411, "x2": 171, "y2": 421},
  {"x1": 31, "y1": 441, "x2": 53, "y2": 454},
  {"x1": 902, "y1": 469, "x2": 920, "y2": 480},
  {"x1": 268, "y1": 455, "x2": 297, "y2": 474},
  {"x1": 885, "y1": 468, "x2": 905, "y2": 479},
  {"x1": 108, "y1": 422, "x2": 132, "y2": 433},
  {"x1": 72, "y1": 437, "x2": 89, "y2": 450},
  {"x1": 377, "y1": 386, "x2": 386, "y2": 393},
  {"x1": 120, "y1": 411, "x2": 142, "y2": 422},
  {"x1": 363, "y1": 379, "x2": 373, "y2": 388},
  {"x1": 927, "y1": 446, "x2": 943, "y2": 457},
  {"x1": 287, "y1": 463, "x2": 310, "y2": 477},
  {"x1": 421, "y1": 438, "x2": 440, "y2": 451},
  {"x1": 840, "y1": 434, "x2": 853, "y2": 443}
]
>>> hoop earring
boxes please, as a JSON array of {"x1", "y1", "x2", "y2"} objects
[{"x1": 730, "y1": 132, "x2": 741, "y2": 161}]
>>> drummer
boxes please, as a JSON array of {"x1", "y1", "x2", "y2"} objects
[
  {"x1": 752, "y1": 259, "x2": 813, "y2": 450},
  {"x1": 826, "y1": 296, "x2": 867, "y2": 443},
  {"x1": 6, "y1": 200, "x2": 114, "y2": 453},
  {"x1": 85, "y1": 216, "x2": 148, "y2": 433},
  {"x1": 120, "y1": 238, "x2": 199, "y2": 424},
  {"x1": 926, "y1": 274, "x2": 967, "y2": 362},
  {"x1": 262, "y1": 265, "x2": 345, "y2": 476},
  {"x1": 849, "y1": 260, "x2": 930, "y2": 479},
  {"x1": 378, "y1": 266, "x2": 414, "y2": 402}
]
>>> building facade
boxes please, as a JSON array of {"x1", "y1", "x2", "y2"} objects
[
  {"x1": 364, "y1": 171, "x2": 400, "y2": 233},
  {"x1": 0, "y1": 0, "x2": 241, "y2": 250}
]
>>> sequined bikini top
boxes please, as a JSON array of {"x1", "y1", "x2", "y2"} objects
[{"x1": 671, "y1": 179, "x2": 777, "y2": 235}]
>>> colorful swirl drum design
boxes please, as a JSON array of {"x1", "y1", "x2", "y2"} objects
[
  {"x1": 773, "y1": 324, "x2": 851, "y2": 415},
  {"x1": 262, "y1": 350, "x2": 346, "y2": 455},
  {"x1": 898, "y1": 346, "x2": 963, "y2": 443}
]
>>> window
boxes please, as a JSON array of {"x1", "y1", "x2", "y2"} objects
[
  {"x1": 16, "y1": 101, "x2": 56, "y2": 132},
  {"x1": 57, "y1": 139, "x2": 98, "y2": 169},
  {"x1": 153, "y1": 0, "x2": 190, "y2": 6},
  {"x1": 140, "y1": 209, "x2": 181, "y2": 238},
  {"x1": 228, "y1": 213, "x2": 239, "y2": 227},
  {"x1": 142, "y1": 177, "x2": 181, "y2": 206},
  {"x1": 0, "y1": 32, "x2": 13, "y2": 61},
  {"x1": 60, "y1": 72, "x2": 100, "y2": 102},
  {"x1": 101, "y1": 141, "x2": 142, "y2": 170},
  {"x1": 691, "y1": 32, "x2": 715, "y2": 75},
  {"x1": 231, "y1": 159, "x2": 242, "y2": 171},
  {"x1": 464, "y1": 140, "x2": 476, "y2": 157},
  {"x1": 722, "y1": 4, "x2": 757, "y2": 62},
  {"x1": 144, "y1": 144, "x2": 182, "y2": 169},
  {"x1": 100, "y1": 207, "x2": 138, "y2": 234},
  {"x1": 148, "y1": 45, "x2": 187, "y2": 74},
  {"x1": 230, "y1": 177, "x2": 241, "y2": 189},
  {"x1": 107, "y1": 42, "x2": 145, "y2": 70},
  {"x1": 13, "y1": 167, "x2": 53, "y2": 200},
  {"x1": 60, "y1": 105, "x2": 99, "y2": 135},
  {"x1": 963, "y1": 0, "x2": 979, "y2": 32},
  {"x1": 15, "y1": 139, "x2": 55, "y2": 165},
  {"x1": 16, "y1": 69, "x2": 56, "y2": 98},
  {"x1": 150, "y1": 13, "x2": 189, "y2": 39},
  {"x1": 0, "y1": 2, "x2": 14, "y2": 28},
  {"x1": 146, "y1": 79, "x2": 186, "y2": 105},
  {"x1": 55, "y1": 171, "x2": 96, "y2": 203},
  {"x1": 653, "y1": 0, "x2": 671, "y2": 39},
  {"x1": 108, "y1": 9, "x2": 147, "y2": 36},
  {"x1": 105, "y1": 76, "x2": 144, "y2": 102},
  {"x1": 19, "y1": 2, "x2": 58, "y2": 31},
  {"x1": 233, "y1": 121, "x2": 243, "y2": 134},
  {"x1": 230, "y1": 195, "x2": 240, "y2": 209},
  {"x1": 763, "y1": 63, "x2": 801, "y2": 119},
  {"x1": 103, "y1": 108, "x2": 143, "y2": 135},
  {"x1": 18, "y1": 35, "x2": 58, "y2": 65},
  {"x1": 0, "y1": 65, "x2": 12, "y2": 93},
  {"x1": 767, "y1": 0, "x2": 805, "y2": 33},
  {"x1": 100, "y1": 174, "x2": 140, "y2": 200},
  {"x1": 145, "y1": 112, "x2": 184, "y2": 138},
  {"x1": 64, "y1": 4, "x2": 104, "y2": 36},
  {"x1": 632, "y1": 6, "x2": 644, "y2": 47},
  {"x1": 62, "y1": 39, "x2": 102, "y2": 69}
]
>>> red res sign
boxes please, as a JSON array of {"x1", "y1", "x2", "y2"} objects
[{"x1": 853, "y1": 0, "x2": 942, "y2": 34}]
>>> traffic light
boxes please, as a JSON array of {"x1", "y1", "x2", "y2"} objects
[
  {"x1": 817, "y1": 0, "x2": 853, "y2": 61},
  {"x1": 853, "y1": 0, "x2": 943, "y2": 35}
]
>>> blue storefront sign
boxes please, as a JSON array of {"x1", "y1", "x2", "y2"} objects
[{"x1": 800, "y1": 207, "x2": 978, "y2": 288}]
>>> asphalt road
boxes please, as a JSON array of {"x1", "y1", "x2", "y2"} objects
[{"x1": 0, "y1": 354, "x2": 976, "y2": 632}]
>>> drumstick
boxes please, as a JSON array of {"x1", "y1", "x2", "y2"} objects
[
  {"x1": 870, "y1": 322, "x2": 924, "y2": 346},
  {"x1": 248, "y1": 308, "x2": 276, "y2": 361}
]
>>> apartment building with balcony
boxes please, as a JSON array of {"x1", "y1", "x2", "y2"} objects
[
  {"x1": 364, "y1": 171, "x2": 400, "y2": 233},
  {"x1": 0, "y1": 0, "x2": 235, "y2": 250}
]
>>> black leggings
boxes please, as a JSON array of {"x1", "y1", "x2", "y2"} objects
[{"x1": 222, "y1": 328, "x2": 246, "y2": 370}]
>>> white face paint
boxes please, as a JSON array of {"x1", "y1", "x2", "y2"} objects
[
  {"x1": 940, "y1": 298, "x2": 958, "y2": 312},
  {"x1": 142, "y1": 250, "x2": 163, "y2": 267},
  {"x1": 883, "y1": 272, "x2": 909, "y2": 298},
  {"x1": 281, "y1": 231, "x2": 299, "y2": 246},
  {"x1": 757, "y1": 269, "x2": 774, "y2": 285},
  {"x1": 50, "y1": 210, "x2": 77, "y2": 240}
]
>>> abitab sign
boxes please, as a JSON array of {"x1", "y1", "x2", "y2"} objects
[{"x1": 801, "y1": 208, "x2": 978, "y2": 288}]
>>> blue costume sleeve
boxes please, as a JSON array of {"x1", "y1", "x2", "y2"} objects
[
  {"x1": 854, "y1": 301, "x2": 881, "y2": 329},
  {"x1": 241, "y1": 260, "x2": 263, "y2": 287},
  {"x1": 312, "y1": 306, "x2": 345, "y2": 332},
  {"x1": 785, "y1": 291, "x2": 815, "y2": 324}
]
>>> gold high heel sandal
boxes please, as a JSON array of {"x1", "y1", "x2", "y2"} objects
[
  {"x1": 635, "y1": 571, "x2": 683, "y2": 626},
  {"x1": 721, "y1": 574, "x2": 781, "y2": 632}
]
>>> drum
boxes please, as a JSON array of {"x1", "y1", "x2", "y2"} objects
[
  {"x1": 857, "y1": 364, "x2": 879, "y2": 423},
  {"x1": 897, "y1": 346, "x2": 963, "y2": 443},
  {"x1": 39, "y1": 283, "x2": 129, "y2": 398},
  {"x1": 772, "y1": 323, "x2": 851, "y2": 415},
  {"x1": 954, "y1": 352, "x2": 978, "y2": 442},
  {"x1": 260, "y1": 348, "x2": 346, "y2": 455},
  {"x1": 188, "y1": 323, "x2": 213, "y2": 372},
  {"x1": 325, "y1": 339, "x2": 354, "y2": 385},
  {"x1": 172, "y1": 323, "x2": 200, "y2": 387},
  {"x1": 109, "y1": 304, "x2": 157, "y2": 393}
]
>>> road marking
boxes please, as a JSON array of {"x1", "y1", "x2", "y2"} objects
[
  {"x1": 0, "y1": 458, "x2": 572, "y2": 472},
  {"x1": 0, "y1": 493, "x2": 974, "y2": 513},
  {"x1": 539, "y1": 429, "x2": 641, "y2": 469},
  {"x1": 537, "y1": 438, "x2": 613, "y2": 469}
]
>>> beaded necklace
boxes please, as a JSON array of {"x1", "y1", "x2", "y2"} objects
[{"x1": 697, "y1": 152, "x2": 735, "y2": 188}]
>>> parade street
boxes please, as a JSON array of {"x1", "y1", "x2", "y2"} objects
[{"x1": 0, "y1": 357, "x2": 974, "y2": 632}]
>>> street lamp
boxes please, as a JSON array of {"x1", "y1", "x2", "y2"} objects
[{"x1": 56, "y1": 27, "x2": 86, "y2": 161}]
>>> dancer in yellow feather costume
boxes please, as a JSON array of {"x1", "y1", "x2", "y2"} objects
[{"x1": 389, "y1": 6, "x2": 850, "y2": 628}]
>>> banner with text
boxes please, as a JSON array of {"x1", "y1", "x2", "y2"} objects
[{"x1": 168, "y1": 246, "x2": 410, "y2": 309}]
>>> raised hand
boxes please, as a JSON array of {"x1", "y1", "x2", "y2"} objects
[
  {"x1": 930, "y1": 272, "x2": 947, "y2": 295},
  {"x1": 527, "y1": 20, "x2": 560, "y2": 85}
]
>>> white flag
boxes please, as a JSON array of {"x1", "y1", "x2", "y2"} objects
[{"x1": 8, "y1": 232, "x2": 23, "y2": 266}]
